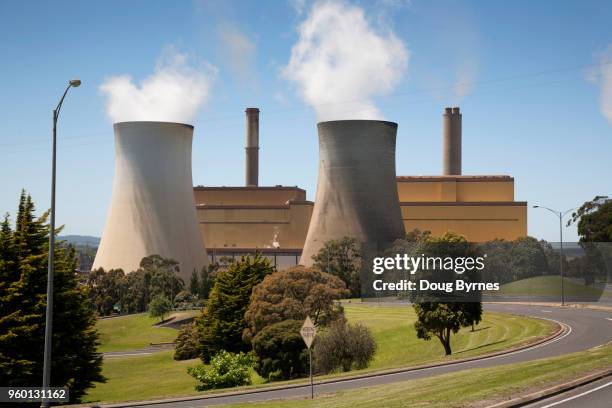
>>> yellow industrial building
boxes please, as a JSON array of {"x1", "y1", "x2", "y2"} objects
[{"x1": 193, "y1": 107, "x2": 527, "y2": 264}]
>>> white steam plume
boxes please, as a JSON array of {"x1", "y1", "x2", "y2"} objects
[
  {"x1": 100, "y1": 48, "x2": 215, "y2": 123},
  {"x1": 283, "y1": 0, "x2": 409, "y2": 121}
]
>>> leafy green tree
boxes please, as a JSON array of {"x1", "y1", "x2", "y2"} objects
[
  {"x1": 196, "y1": 254, "x2": 274, "y2": 362},
  {"x1": 119, "y1": 269, "x2": 150, "y2": 313},
  {"x1": 0, "y1": 191, "x2": 104, "y2": 402},
  {"x1": 570, "y1": 196, "x2": 612, "y2": 242},
  {"x1": 140, "y1": 255, "x2": 184, "y2": 307},
  {"x1": 86, "y1": 267, "x2": 125, "y2": 315},
  {"x1": 311, "y1": 237, "x2": 362, "y2": 297},
  {"x1": 510, "y1": 237, "x2": 549, "y2": 280},
  {"x1": 251, "y1": 319, "x2": 308, "y2": 381},
  {"x1": 244, "y1": 266, "x2": 349, "y2": 341},
  {"x1": 149, "y1": 294, "x2": 172, "y2": 322},
  {"x1": 411, "y1": 232, "x2": 483, "y2": 355}
]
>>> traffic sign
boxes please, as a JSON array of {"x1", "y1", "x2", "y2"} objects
[{"x1": 300, "y1": 316, "x2": 317, "y2": 349}]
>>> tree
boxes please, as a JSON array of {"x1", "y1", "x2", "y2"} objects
[
  {"x1": 140, "y1": 255, "x2": 184, "y2": 307},
  {"x1": 413, "y1": 302, "x2": 463, "y2": 355},
  {"x1": 196, "y1": 254, "x2": 274, "y2": 362},
  {"x1": 570, "y1": 196, "x2": 612, "y2": 242},
  {"x1": 251, "y1": 319, "x2": 308, "y2": 380},
  {"x1": 0, "y1": 191, "x2": 104, "y2": 402},
  {"x1": 244, "y1": 266, "x2": 349, "y2": 341},
  {"x1": 189, "y1": 269, "x2": 200, "y2": 296},
  {"x1": 149, "y1": 294, "x2": 172, "y2": 322},
  {"x1": 311, "y1": 237, "x2": 362, "y2": 297},
  {"x1": 86, "y1": 267, "x2": 125, "y2": 315},
  {"x1": 411, "y1": 232, "x2": 483, "y2": 355},
  {"x1": 187, "y1": 351, "x2": 254, "y2": 391}
]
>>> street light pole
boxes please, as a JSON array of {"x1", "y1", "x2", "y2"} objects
[
  {"x1": 41, "y1": 79, "x2": 81, "y2": 408},
  {"x1": 533, "y1": 205, "x2": 576, "y2": 307}
]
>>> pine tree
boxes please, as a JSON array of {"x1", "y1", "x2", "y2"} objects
[
  {"x1": 0, "y1": 192, "x2": 104, "y2": 402},
  {"x1": 196, "y1": 254, "x2": 274, "y2": 362},
  {"x1": 189, "y1": 269, "x2": 200, "y2": 297}
]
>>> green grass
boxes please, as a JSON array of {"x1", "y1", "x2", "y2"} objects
[
  {"x1": 495, "y1": 275, "x2": 611, "y2": 301},
  {"x1": 97, "y1": 310, "x2": 198, "y2": 352},
  {"x1": 84, "y1": 303, "x2": 555, "y2": 403},
  {"x1": 222, "y1": 342, "x2": 612, "y2": 408}
]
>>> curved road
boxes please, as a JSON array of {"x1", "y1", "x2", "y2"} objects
[{"x1": 108, "y1": 304, "x2": 612, "y2": 408}]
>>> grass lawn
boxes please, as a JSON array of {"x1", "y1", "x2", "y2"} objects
[
  {"x1": 495, "y1": 275, "x2": 611, "y2": 302},
  {"x1": 84, "y1": 303, "x2": 555, "y2": 403},
  {"x1": 223, "y1": 342, "x2": 612, "y2": 408},
  {"x1": 97, "y1": 310, "x2": 199, "y2": 352}
]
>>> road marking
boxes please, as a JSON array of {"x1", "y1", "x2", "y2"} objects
[
  {"x1": 536, "y1": 380, "x2": 612, "y2": 408},
  {"x1": 606, "y1": 318, "x2": 612, "y2": 322},
  {"x1": 541, "y1": 310, "x2": 552, "y2": 313}
]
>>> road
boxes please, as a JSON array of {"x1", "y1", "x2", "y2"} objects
[
  {"x1": 106, "y1": 304, "x2": 612, "y2": 408},
  {"x1": 524, "y1": 377, "x2": 612, "y2": 408}
]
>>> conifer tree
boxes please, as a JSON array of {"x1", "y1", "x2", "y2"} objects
[{"x1": 0, "y1": 191, "x2": 104, "y2": 402}]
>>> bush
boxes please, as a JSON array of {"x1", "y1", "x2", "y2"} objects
[
  {"x1": 252, "y1": 320, "x2": 309, "y2": 381},
  {"x1": 174, "y1": 323, "x2": 200, "y2": 361},
  {"x1": 314, "y1": 320, "x2": 376, "y2": 374},
  {"x1": 187, "y1": 351, "x2": 254, "y2": 391}
]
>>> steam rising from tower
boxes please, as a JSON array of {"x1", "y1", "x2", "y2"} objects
[
  {"x1": 300, "y1": 120, "x2": 406, "y2": 265},
  {"x1": 93, "y1": 122, "x2": 208, "y2": 280},
  {"x1": 443, "y1": 106, "x2": 462, "y2": 175}
]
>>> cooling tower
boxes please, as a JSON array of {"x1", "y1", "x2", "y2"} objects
[
  {"x1": 300, "y1": 120, "x2": 406, "y2": 266},
  {"x1": 93, "y1": 121, "x2": 208, "y2": 281}
]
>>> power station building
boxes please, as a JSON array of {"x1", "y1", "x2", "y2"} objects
[{"x1": 193, "y1": 107, "x2": 527, "y2": 266}]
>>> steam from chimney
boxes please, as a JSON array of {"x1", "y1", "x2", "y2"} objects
[
  {"x1": 100, "y1": 48, "x2": 215, "y2": 123},
  {"x1": 283, "y1": 0, "x2": 409, "y2": 121}
]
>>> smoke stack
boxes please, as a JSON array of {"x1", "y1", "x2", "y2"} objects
[
  {"x1": 93, "y1": 122, "x2": 208, "y2": 280},
  {"x1": 245, "y1": 108, "x2": 260, "y2": 186},
  {"x1": 300, "y1": 120, "x2": 406, "y2": 266},
  {"x1": 443, "y1": 106, "x2": 462, "y2": 175}
]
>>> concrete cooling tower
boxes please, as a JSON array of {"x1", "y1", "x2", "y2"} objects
[
  {"x1": 93, "y1": 121, "x2": 208, "y2": 281},
  {"x1": 300, "y1": 120, "x2": 406, "y2": 266}
]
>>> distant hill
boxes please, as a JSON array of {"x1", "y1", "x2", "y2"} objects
[{"x1": 60, "y1": 235, "x2": 100, "y2": 247}]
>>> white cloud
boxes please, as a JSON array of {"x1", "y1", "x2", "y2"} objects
[
  {"x1": 99, "y1": 47, "x2": 215, "y2": 124},
  {"x1": 283, "y1": 0, "x2": 409, "y2": 121},
  {"x1": 591, "y1": 45, "x2": 612, "y2": 125},
  {"x1": 218, "y1": 24, "x2": 256, "y2": 84},
  {"x1": 289, "y1": 0, "x2": 308, "y2": 15}
]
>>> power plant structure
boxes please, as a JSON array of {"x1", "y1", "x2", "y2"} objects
[
  {"x1": 94, "y1": 107, "x2": 527, "y2": 273},
  {"x1": 93, "y1": 121, "x2": 208, "y2": 281},
  {"x1": 299, "y1": 120, "x2": 406, "y2": 266}
]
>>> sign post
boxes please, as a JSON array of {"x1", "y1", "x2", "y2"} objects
[{"x1": 300, "y1": 316, "x2": 317, "y2": 400}]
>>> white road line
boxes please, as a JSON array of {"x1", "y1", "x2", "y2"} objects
[
  {"x1": 605, "y1": 318, "x2": 612, "y2": 322},
  {"x1": 541, "y1": 310, "x2": 552, "y2": 313},
  {"x1": 536, "y1": 380, "x2": 612, "y2": 408}
]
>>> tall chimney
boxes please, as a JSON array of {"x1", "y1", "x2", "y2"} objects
[
  {"x1": 442, "y1": 106, "x2": 462, "y2": 175},
  {"x1": 245, "y1": 107, "x2": 260, "y2": 186}
]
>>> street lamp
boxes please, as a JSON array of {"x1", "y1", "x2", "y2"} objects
[
  {"x1": 41, "y1": 79, "x2": 81, "y2": 408},
  {"x1": 532, "y1": 205, "x2": 576, "y2": 307}
]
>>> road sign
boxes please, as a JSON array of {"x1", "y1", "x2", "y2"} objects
[
  {"x1": 300, "y1": 316, "x2": 317, "y2": 349},
  {"x1": 300, "y1": 316, "x2": 317, "y2": 400}
]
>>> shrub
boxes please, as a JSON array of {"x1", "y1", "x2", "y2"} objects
[
  {"x1": 252, "y1": 320, "x2": 309, "y2": 381},
  {"x1": 314, "y1": 320, "x2": 376, "y2": 374},
  {"x1": 174, "y1": 323, "x2": 200, "y2": 361},
  {"x1": 187, "y1": 351, "x2": 254, "y2": 391}
]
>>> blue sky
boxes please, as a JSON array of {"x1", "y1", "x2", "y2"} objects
[{"x1": 0, "y1": 0, "x2": 611, "y2": 241}]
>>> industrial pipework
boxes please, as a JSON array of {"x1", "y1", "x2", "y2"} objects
[
  {"x1": 245, "y1": 107, "x2": 260, "y2": 186},
  {"x1": 93, "y1": 121, "x2": 208, "y2": 280},
  {"x1": 443, "y1": 106, "x2": 462, "y2": 175},
  {"x1": 300, "y1": 120, "x2": 406, "y2": 266}
]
